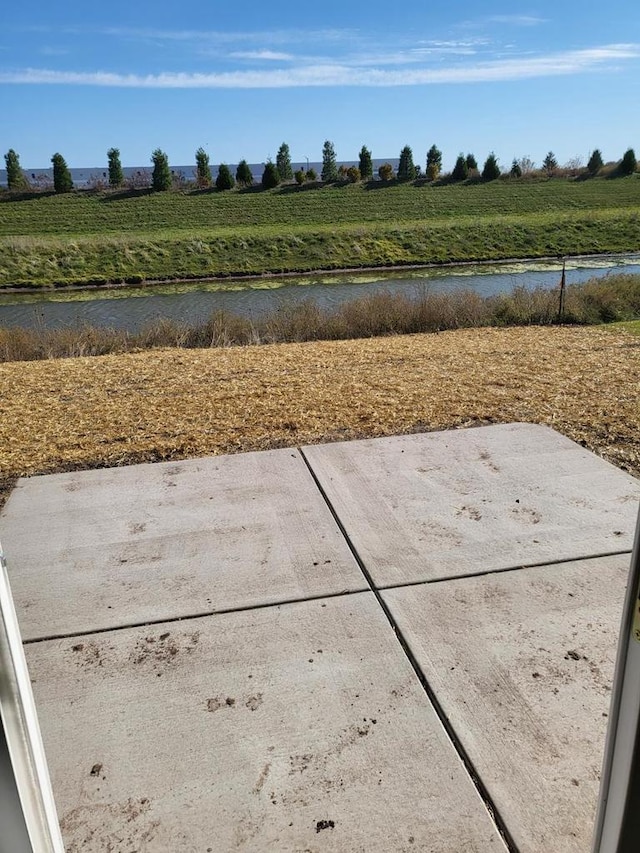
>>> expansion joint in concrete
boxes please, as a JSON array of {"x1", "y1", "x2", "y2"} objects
[
  {"x1": 21, "y1": 587, "x2": 367, "y2": 645},
  {"x1": 298, "y1": 447, "x2": 521, "y2": 853},
  {"x1": 378, "y1": 548, "x2": 634, "y2": 593}
]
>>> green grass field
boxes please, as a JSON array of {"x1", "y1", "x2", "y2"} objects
[
  {"x1": 605, "y1": 319, "x2": 640, "y2": 335},
  {"x1": 1, "y1": 176, "x2": 639, "y2": 287}
]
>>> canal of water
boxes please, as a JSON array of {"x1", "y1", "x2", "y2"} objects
[{"x1": 1, "y1": 254, "x2": 639, "y2": 331}]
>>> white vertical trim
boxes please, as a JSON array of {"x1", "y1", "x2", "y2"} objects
[
  {"x1": 0, "y1": 544, "x2": 65, "y2": 853},
  {"x1": 592, "y1": 506, "x2": 640, "y2": 852}
]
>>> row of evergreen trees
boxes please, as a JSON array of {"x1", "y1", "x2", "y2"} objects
[{"x1": 3, "y1": 142, "x2": 638, "y2": 194}]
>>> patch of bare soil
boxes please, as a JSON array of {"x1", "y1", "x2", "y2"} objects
[{"x1": 0, "y1": 326, "x2": 638, "y2": 509}]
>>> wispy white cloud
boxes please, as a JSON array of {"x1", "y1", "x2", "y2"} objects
[
  {"x1": 101, "y1": 26, "x2": 359, "y2": 46},
  {"x1": 229, "y1": 43, "x2": 482, "y2": 69},
  {"x1": 458, "y1": 14, "x2": 547, "y2": 31},
  {"x1": 486, "y1": 15, "x2": 547, "y2": 27},
  {"x1": 1, "y1": 45, "x2": 637, "y2": 88},
  {"x1": 230, "y1": 50, "x2": 295, "y2": 61},
  {"x1": 350, "y1": 45, "x2": 482, "y2": 65},
  {"x1": 422, "y1": 38, "x2": 490, "y2": 49}
]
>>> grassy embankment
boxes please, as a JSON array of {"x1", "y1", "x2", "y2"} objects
[{"x1": 1, "y1": 177, "x2": 639, "y2": 287}]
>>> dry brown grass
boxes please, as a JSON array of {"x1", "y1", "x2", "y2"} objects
[{"x1": 1, "y1": 325, "x2": 638, "y2": 508}]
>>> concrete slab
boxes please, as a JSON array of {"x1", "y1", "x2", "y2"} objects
[
  {"x1": 303, "y1": 423, "x2": 639, "y2": 586},
  {"x1": 0, "y1": 450, "x2": 367, "y2": 641},
  {"x1": 382, "y1": 553, "x2": 631, "y2": 853},
  {"x1": 25, "y1": 593, "x2": 507, "y2": 853}
]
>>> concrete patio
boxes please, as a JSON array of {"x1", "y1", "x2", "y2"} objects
[{"x1": 1, "y1": 423, "x2": 639, "y2": 852}]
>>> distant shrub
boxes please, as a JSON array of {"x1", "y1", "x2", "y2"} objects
[
  {"x1": 294, "y1": 169, "x2": 306, "y2": 185},
  {"x1": 195, "y1": 147, "x2": 212, "y2": 188},
  {"x1": 151, "y1": 149, "x2": 171, "y2": 192},
  {"x1": 510, "y1": 159, "x2": 522, "y2": 179},
  {"x1": 482, "y1": 153, "x2": 501, "y2": 181},
  {"x1": 87, "y1": 175, "x2": 109, "y2": 190},
  {"x1": 346, "y1": 166, "x2": 361, "y2": 183},
  {"x1": 543, "y1": 151, "x2": 558, "y2": 177},
  {"x1": 451, "y1": 154, "x2": 469, "y2": 182},
  {"x1": 261, "y1": 161, "x2": 280, "y2": 189},
  {"x1": 587, "y1": 149, "x2": 604, "y2": 176},
  {"x1": 398, "y1": 145, "x2": 417, "y2": 181},
  {"x1": 276, "y1": 143, "x2": 293, "y2": 181},
  {"x1": 235, "y1": 159, "x2": 253, "y2": 187},
  {"x1": 515, "y1": 155, "x2": 536, "y2": 175},
  {"x1": 306, "y1": 168, "x2": 317, "y2": 182},
  {"x1": 359, "y1": 145, "x2": 373, "y2": 180},
  {"x1": 51, "y1": 153, "x2": 73, "y2": 193},
  {"x1": 426, "y1": 163, "x2": 440, "y2": 182},
  {"x1": 619, "y1": 148, "x2": 637, "y2": 176},
  {"x1": 215, "y1": 164, "x2": 235, "y2": 191},
  {"x1": 563, "y1": 156, "x2": 583, "y2": 177},
  {"x1": 4, "y1": 149, "x2": 27, "y2": 190},
  {"x1": 171, "y1": 170, "x2": 189, "y2": 190},
  {"x1": 126, "y1": 170, "x2": 150, "y2": 190},
  {"x1": 378, "y1": 163, "x2": 394, "y2": 181},
  {"x1": 107, "y1": 148, "x2": 124, "y2": 188},
  {"x1": 321, "y1": 140, "x2": 338, "y2": 182},
  {"x1": 426, "y1": 144, "x2": 442, "y2": 177}
]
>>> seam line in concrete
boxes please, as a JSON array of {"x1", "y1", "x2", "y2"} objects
[
  {"x1": 298, "y1": 447, "x2": 520, "y2": 853},
  {"x1": 378, "y1": 549, "x2": 633, "y2": 593},
  {"x1": 21, "y1": 587, "x2": 370, "y2": 645}
]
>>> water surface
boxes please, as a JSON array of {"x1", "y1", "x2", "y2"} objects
[{"x1": 1, "y1": 254, "x2": 638, "y2": 332}]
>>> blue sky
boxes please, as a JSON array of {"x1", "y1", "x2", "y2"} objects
[{"x1": 1, "y1": 1, "x2": 639, "y2": 170}]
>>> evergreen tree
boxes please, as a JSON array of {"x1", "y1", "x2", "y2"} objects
[
  {"x1": 397, "y1": 145, "x2": 416, "y2": 181},
  {"x1": 276, "y1": 143, "x2": 293, "y2": 181},
  {"x1": 358, "y1": 145, "x2": 373, "y2": 180},
  {"x1": 106, "y1": 148, "x2": 123, "y2": 188},
  {"x1": 482, "y1": 153, "x2": 501, "y2": 181},
  {"x1": 195, "y1": 147, "x2": 212, "y2": 187},
  {"x1": 235, "y1": 159, "x2": 253, "y2": 187},
  {"x1": 465, "y1": 153, "x2": 478, "y2": 170},
  {"x1": 51, "y1": 153, "x2": 73, "y2": 193},
  {"x1": 619, "y1": 148, "x2": 637, "y2": 176},
  {"x1": 4, "y1": 149, "x2": 26, "y2": 190},
  {"x1": 451, "y1": 154, "x2": 469, "y2": 182},
  {"x1": 542, "y1": 151, "x2": 558, "y2": 177},
  {"x1": 321, "y1": 140, "x2": 338, "y2": 182},
  {"x1": 216, "y1": 164, "x2": 235, "y2": 191},
  {"x1": 510, "y1": 159, "x2": 523, "y2": 178},
  {"x1": 587, "y1": 149, "x2": 603, "y2": 176},
  {"x1": 261, "y1": 161, "x2": 280, "y2": 189},
  {"x1": 426, "y1": 144, "x2": 442, "y2": 177},
  {"x1": 151, "y1": 149, "x2": 171, "y2": 191}
]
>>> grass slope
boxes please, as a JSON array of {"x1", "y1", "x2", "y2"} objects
[{"x1": 1, "y1": 177, "x2": 639, "y2": 287}]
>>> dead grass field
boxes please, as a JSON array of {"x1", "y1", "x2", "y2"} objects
[{"x1": 1, "y1": 325, "x2": 638, "y2": 508}]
